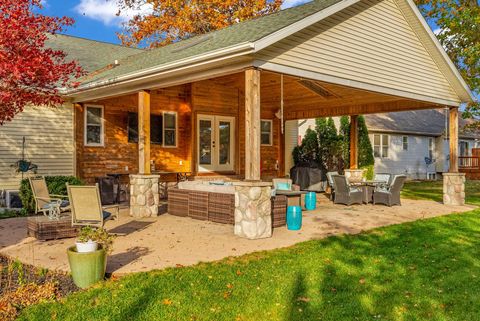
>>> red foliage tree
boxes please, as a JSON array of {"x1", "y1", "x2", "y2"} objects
[{"x1": 0, "y1": 0, "x2": 83, "y2": 124}]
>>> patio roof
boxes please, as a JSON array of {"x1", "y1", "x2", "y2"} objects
[{"x1": 64, "y1": 0, "x2": 474, "y2": 105}]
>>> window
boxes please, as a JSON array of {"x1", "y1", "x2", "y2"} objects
[
  {"x1": 84, "y1": 105, "x2": 104, "y2": 146},
  {"x1": 373, "y1": 134, "x2": 389, "y2": 158},
  {"x1": 460, "y1": 141, "x2": 470, "y2": 157},
  {"x1": 428, "y1": 138, "x2": 435, "y2": 160},
  {"x1": 127, "y1": 111, "x2": 176, "y2": 146},
  {"x1": 261, "y1": 120, "x2": 272, "y2": 146},
  {"x1": 163, "y1": 112, "x2": 177, "y2": 147},
  {"x1": 402, "y1": 136, "x2": 408, "y2": 151}
]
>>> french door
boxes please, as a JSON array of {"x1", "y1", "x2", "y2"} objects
[{"x1": 197, "y1": 115, "x2": 235, "y2": 172}]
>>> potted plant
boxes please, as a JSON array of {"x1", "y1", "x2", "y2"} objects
[{"x1": 67, "y1": 227, "x2": 115, "y2": 288}]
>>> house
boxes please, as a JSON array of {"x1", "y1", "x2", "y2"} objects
[
  {"x1": 0, "y1": 0, "x2": 475, "y2": 236},
  {"x1": 0, "y1": 35, "x2": 141, "y2": 199},
  {"x1": 297, "y1": 109, "x2": 480, "y2": 179},
  {"x1": 58, "y1": 0, "x2": 474, "y2": 238}
]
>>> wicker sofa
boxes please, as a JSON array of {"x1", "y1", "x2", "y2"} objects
[{"x1": 168, "y1": 181, "x2": 287, "y2": 228}]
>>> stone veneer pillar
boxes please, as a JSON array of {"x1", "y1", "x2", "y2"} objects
[
  {"x1": 129, "y1": 174, "x2": 160, "y2": 217},
  {"x1": 443, "y1": 173, "x2": 465, "y2": 205},
  {"x1": 233, "y1": 181, "x2": 272, "y2": 240}
]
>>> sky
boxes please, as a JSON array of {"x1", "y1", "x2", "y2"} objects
[{"x1": 39, "y1": 0, "x2": 311, "y2": 45}]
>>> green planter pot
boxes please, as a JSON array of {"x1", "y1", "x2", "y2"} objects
[{"x1": 67, "y1": 245, "x2": 107, "y2": 288}]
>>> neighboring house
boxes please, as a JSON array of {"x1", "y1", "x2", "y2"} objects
[
  {"x1": 0, "y1": 35, "x2": 141, "y2": 196},
  {"x1": 298, "y1": 109, "x2": 479, "y2": 179}
]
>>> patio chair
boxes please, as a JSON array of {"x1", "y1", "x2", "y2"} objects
[
  {"x1": 29, "y1": 176, "x2": 69, "y2": 219},
  {"x1": 326, "y1": 171, "x2": 339, "y2": 200},
  {"x1": 332, "y1": 175, "x2": 363, "y2": 206},
  {"x1": 373, "y1": 175, "x2": 407, "y2": 207},
  {"x1": 67, "y1": 183, "x2": 119, "y2": 228}
]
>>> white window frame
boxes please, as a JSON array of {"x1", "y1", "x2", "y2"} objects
[
  {"x1": 84, "y1": 104, "x2": 104, "y2": 147},
  {"x1": 402, "y1": 136, "x2": 408, "y2": 151},
  {"x1": 373, "y1": 134, "x2": 389, "y2": 158},
  {"x1": 162, "y1": 111, "x2": 177, "y2": 148},
  {"x1": 260, "y1": 119, "x2": 273, "y2": 146}
]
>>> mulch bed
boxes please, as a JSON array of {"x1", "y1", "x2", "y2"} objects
[{"x1": 0, "y1": 254, "x2": 78, "y2": 297}]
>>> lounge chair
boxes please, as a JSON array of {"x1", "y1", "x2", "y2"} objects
[
  {"x1": 326, "y1": 171, "x2": 339, "y2": 200},
  {"x1": 29, "y1": 176, "x2": 69, "y2": 219},
  {"x1": 373, "y1": 175, "x2": 407, "y2": 206},
  {"x1": 332, "y1": 175, "x2": 363, "y2": 206},
  {"x1": 67, "y1": 183, "x2": 119, "y2": 228}
]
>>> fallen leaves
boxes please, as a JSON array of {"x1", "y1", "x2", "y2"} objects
[{"x1": 162, "y1": 298, "x2": 173, "y2": 305}]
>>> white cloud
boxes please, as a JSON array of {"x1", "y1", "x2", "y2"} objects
[
  {"x1": 281, "y1": 0, "x2": 311, "y2": 9},
  {"x1": 74, "y1": 0, "x2": 152, "y2": 26}
]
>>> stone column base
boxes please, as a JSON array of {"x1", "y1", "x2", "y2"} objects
[
  {"x1": 233, "y1": 181, "x2": 272, "y2": 240},
  {"x1": 344, "y1": 169, "x2": 364, "y2": 183},
  {"x1": 130, "y1": 174, "x2": 160, "y2": 217},
  {"x1": 443, "y1": 172, "x2": 465, "y2": 205}
]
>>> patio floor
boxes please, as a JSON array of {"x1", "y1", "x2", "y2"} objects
[{"x1": 0, "y1": 196, "x2": 474, "y2": 275}]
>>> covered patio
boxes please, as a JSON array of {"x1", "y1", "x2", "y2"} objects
[
  {"x1": 0, "y1": 196, "x2": 473, "y2": 275},
  {"x1": 64, "y1": 0, "x2": 474, "y2": 240}
]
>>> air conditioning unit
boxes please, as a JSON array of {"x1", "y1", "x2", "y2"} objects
[{"x1": 5, "y1": 190, "x2": 22, "y2": 208}]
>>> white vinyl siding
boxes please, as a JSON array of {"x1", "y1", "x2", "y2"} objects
[
  {"x1": 0, "y1": 104, "x2": 75, "y2": 190},
  {"x1": 255, "y1": 0, "x2": 460, "y2": 104},
  {"x1": 284, "y1": 120, "x2": 299, "y2": 176}
]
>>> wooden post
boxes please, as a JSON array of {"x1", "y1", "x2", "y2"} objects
[
  {"x1": 449, "y1": 107, "x2": 458, "y2": 173},
  {"x1": 245, "y1": 69, "x2": 261, "y2": 181},
  {"x1": 138, "y1": 90, "x2": 151, "y2": 175},
  {"x1": 350, "y1": 115, "x2": 358, "y2": 169}
]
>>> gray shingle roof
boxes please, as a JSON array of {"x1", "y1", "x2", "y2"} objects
[
  {"x1": 79, "y1": 0, "x2": 343, "y2": 85},
  {"x1": 45, "y1": 34, "x2": 142, "y2": 73},
  {"x1": 365, "y1": 109, "x2": 479, "y2": 139}
]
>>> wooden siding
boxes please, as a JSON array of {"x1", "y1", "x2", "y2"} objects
[
  {"x1": 0, "y1": 105, "x2": 74, "y2": 190},
  {"x1": 255, "y1": 0, "x2": 461, "y2": 104}
]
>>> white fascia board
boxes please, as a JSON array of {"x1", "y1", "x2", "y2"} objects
[
  {"x1": 403, "y1": 0, "x2": 475, "y2": 103},
  {"x1": 253, "y1": 0, "x2": 362, "y2": 52},
  {"x1": 255, "y1": 60, "x2": 461, "y2": 107}
]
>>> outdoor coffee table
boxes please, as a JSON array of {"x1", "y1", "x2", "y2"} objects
[{"x1": 275, "y1": 190, "x2": 307, "y2": 207}]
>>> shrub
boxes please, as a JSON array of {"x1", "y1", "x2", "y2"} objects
[
  {"x1": 19, "y1": 176, "x2": 83, "y2": 214},
  {"x1": 361, "y1": 165, "x2": 374, "y2": 180}
]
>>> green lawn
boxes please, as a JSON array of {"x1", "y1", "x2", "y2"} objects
[
  {"x1": 19, "y1": 209, "x2": 480, "y2": 321},
  {"x1": 402, "y1": 179, "x2": 480, "y2": 205}
]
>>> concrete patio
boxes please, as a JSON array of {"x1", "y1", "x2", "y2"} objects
[{"x1": 0, "y1": 196, "x2": 474, "y2": 276}]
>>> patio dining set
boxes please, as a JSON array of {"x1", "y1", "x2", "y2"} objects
[{"x1": 326, "y1": 172, "x2": 407, "y2": 207}]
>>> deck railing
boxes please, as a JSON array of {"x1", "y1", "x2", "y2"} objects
[{"x1": 459, "y1": 156, "x2": 479, "y2": 169}]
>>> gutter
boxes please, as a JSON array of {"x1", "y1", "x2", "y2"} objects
[{"x1": 61, "y1": 42, "x2": 255, "y2": 95}]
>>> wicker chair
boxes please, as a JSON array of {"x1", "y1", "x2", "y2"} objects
[
  {"x1": 332, "y1": 175, "x2": 363, "y2": 206},
  {"x1": 326, "y1": 171, "x2": 339, "y2": 200},
  {"x1": 374, "y1": 173, "x2": 392, "y2": 190},
  {"x1": 373, "y1": 175, "x2": 407, "y2": 207}
]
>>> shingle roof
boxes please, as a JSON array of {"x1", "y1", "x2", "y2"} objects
[
  {"x1": 45, "y1": 34, "x2": 142, "y2": 73},
  {"x1": 78, "y1": 0, "x2": 343, "y2": 85},
  {"x1": 365, "y1": 109, "x2": 479, "y2": 139}
]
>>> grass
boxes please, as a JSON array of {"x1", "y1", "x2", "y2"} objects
[
  {"x1": 19, "y1": 209, "x2": 480, "y2": 321},
  {"x1": 402, "y1": 179, "x2": 480, "y2": 205}
]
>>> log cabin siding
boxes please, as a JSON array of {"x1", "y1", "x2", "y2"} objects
[
  {"x1": 0, "y1": 105, "x2": 74, "y2": 190},
  {"x1": 255, "y1": 0, "x2": 460, "y2": 104}
]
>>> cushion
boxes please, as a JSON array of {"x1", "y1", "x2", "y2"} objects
[
  {"x1": 349, "y1": 187, "x2": 362, "y2": 193},
  {"x1": 276, "y1": 182, "x2": 291, "y2": 191},
  {"x1": 375, "y1": 184, "x2": 389, "y2": 192},
  {"x1": 42, "y1": 200, "x2": 69, "y2": 209}
]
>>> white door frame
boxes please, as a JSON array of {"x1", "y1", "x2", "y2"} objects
[{"x1": 197, "y1": 114, "x2": 235, "y2": 172}]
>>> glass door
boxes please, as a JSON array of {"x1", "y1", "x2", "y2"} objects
[{"x1": 197, "y1": 115, "x2": 235, "y2": 172}]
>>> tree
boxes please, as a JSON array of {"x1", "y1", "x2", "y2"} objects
[
  {"x1": 415, "y1": 0, "x2": 479, "y2": 115},
  {"x1": 316, "y1": 117, "x2": 344, "y2": 172},
  {"x1": 339, "y1": 115, "x2": 350, "y2": 167},
  {"x1": 292, "y1": 128, "x2": 320, "y2": 167},
  {"x1": 357, "y1": 115, "x2": 374, "y2": 168},
  {"x1": 0, "y1": 0, "x2": 83, "y2": 124},
  {"x1": 117, "y1": 0, "x2": 282, "y2": 48}
]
